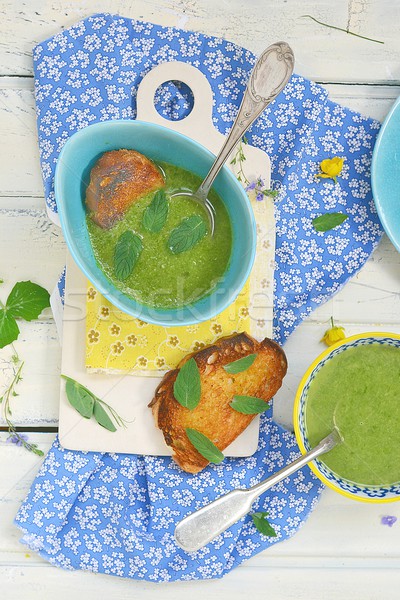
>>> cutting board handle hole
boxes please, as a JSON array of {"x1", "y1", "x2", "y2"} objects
[{"x1": 154, "y1": 80, "x2": 194, "y2": 121}]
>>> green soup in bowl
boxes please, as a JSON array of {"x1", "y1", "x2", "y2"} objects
[
  {"x1": 54, "y1": 120, "x2": 256, "y2": 326},
  {"x1": 294, "y1": 333, "x2": 400, "y2": 502}
]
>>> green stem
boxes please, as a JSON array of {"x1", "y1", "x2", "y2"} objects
[
  {"x1": 1, "y1": 359, "x2": 44, "y2": 456},
  {"x1": 301, "y1": 15, "x2": 384, "y2": 45}
]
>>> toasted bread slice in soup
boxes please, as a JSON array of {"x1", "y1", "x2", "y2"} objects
[
  {"x1": 86, "y1": 149, "x2": 165, "y2": 229},
  {"x1": 149, "y1": 332, "x2": 287, "y2": 473}
]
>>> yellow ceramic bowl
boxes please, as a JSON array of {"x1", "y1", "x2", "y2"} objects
[{"x1": 293, "y1": 332, "x2": 400, "y2": 503}]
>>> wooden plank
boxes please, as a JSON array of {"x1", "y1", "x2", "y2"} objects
[
  {"x1": 0, "y1": 563, "x2": 399, "y2": 600},
  {"x1": 0, "y1": 0, "x2": 398, "y2": 84}
]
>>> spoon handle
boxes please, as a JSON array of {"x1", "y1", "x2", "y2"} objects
[
  {"x1": 174, "y1": 430, "x2": 338, "y2": 553},
  {"x1": 196, "y1": 41, "x2": 294, "y2": 201}
]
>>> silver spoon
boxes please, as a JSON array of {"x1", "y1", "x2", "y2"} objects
[
  {"x1": 173, "y1": 41, "x2": 295, "y2": 234},
  {"x1": 174, "y1": 428, "x2": 341, "y2": 552}
]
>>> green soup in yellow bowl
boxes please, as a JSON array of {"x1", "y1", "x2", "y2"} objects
[{"x1": 294, "y1": 333, "x2": 400, "y2": 502}]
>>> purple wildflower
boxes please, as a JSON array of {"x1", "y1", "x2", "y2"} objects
[
  {"x1": 381, "y1": 515, "x2": 397, "y2": 527},
  {"x1": 245, "y1": 181, "x2": 256, "y2": 191},
  {"x1": 256, "y1": 191, "x2": 264, "y2": 201},
  {"x1": 6, "y1": 432, "x2": 28, "y2": 447}
]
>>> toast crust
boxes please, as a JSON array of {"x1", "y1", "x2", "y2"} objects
[
  {"x1": 149, "y1": 332, "x2": 287, "y2": 473},
  {"x1": 86, "y1": 149, "x2": 164, "y2": 229}
]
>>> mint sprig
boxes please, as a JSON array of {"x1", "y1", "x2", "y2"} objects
[
  {"x1": 312, "y1": 212, "x2": 348, "y2": 232},
  {"x1": 251, "y1": 512, "x2": 277, "y2": 537},
  {"x1": 0, "y1": 281, "x2": 50, "y2": 349},
  {"x1": 114, "y1": 231, "x2": 143, "y2": 281},
  {"x1": 223, "y1": 353, "x2": 257, "y2": 375},
  {"x1": 230, "y1": 395, "x2": 270, "y2": 415},
  {"x1": 173, "y1": 358, "x2": 201, "y2": 410},
  {"x1": 142, "y1": 189, "x2": 169, "y2": 233},
  {"x1": 185, "y1": 428, "x2": 225, "y2": 464},
  {"x1": 168, "y1": 216, "x2": 207, "y2": 254}
]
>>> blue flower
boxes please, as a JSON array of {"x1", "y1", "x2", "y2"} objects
[{"x1": 6, "y1": 432, "x2": 28, "y2": 447}]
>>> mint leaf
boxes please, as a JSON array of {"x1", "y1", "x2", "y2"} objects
[
  {"x1": 6, "y1": 281, "x2": 50, "y2": 321},
  {"x1": 173, "y1": 358, "x2": 201, "y2": 410},
  {"x1": 312, "y1": 212, "x2": 348, "y2": 232},
  {"x1": 142, "y1": 190, "x2": 168, "y2": 233},
  {"x1": 251, "y1": 512, "x2": 277, "y2": 537},
  {"x1": 93, "y1": 401, "x2": 117, "y2": 432},
  {"x1": 114, "y1": 231, "x2": 143, "y2": 280},
  {"x1": 168, "y1": 216, "x2": 207, "y2": 254},
  {"x1": 223, "y1": 353, "x2": 257, "y2": 374},
  {"x1": 185, "y1": 428, "x2": 224, "y2": 464},
  {"x1": 230, "y1": 395, "x2": 270, "y2": 414},
  {"x1": 64, "y1": 377, "x2": 95, "y2": 418},
  {"x1": 0, "y1": 310, "x2": 19, "y2": 349}
]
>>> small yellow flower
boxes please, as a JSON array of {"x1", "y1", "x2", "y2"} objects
[
  {"x1": 212, "y1": 323, "x2": 223, "y2": 334},
  {"x1": 88, "y1": 329, "x2": 100, "y2": 344},
  {"x1": 321, "y1": 318, "x2": 346, "y2": 347},
  {"x1": 87, "y1": 287, "x2": 97, "y2": 300},
  {"x1": 156, "y1": 357, "x2": 166, "y2": 368},
  {"x1": 316, "y1": 157, "x2": 344, "y2": 183},
  {"x1": 112, "y1": 341, "x2": 125, "y2": 355}
]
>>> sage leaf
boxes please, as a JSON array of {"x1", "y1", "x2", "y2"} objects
[
  {"x1": 142, "y1": 189, "x2": 168, "y2": 233},
  {"x1": 93, "y1": 401, "x2": 117, "y2": 432},
  {"x1": 168, "y1": 216, "x2": 207, "y2": 254},
  {"x1": 64, "y1": 378, "x2": 95, "y2": 418},
  {"x1": 251, "y1": 512, "x2": 277, "y2": 537},
  {"x1": 173, "y1": 358, "x2": 201, "y2": 410},
  {"x1": 62, "y1": 375, "x2": 125, "y2": 432},
  {"x1": 114, "y1": 231, "x2": 143, "y2": 280},
  {"x1": 230, "y1": 395, "x2": 270, "y2": 415},
  {"x1": 223, "y1": 353, "x2": 257, "y2": 374},
  {"x1": 6, "y1": 281, "x2": 50, "y2": 321},
  {"x1": 0, "y1": 310, "x2": 19, "y2": 349},
  {"x1": 312, "y1": 212, "x2": 348, "y2": 232},
  {"x1": 185, "y1": 428, "x2": 224, "y2": 464}
]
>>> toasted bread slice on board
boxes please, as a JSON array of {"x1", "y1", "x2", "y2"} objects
[{"x1": 149, "y1": 332, "x2": 287, "y2": 473}]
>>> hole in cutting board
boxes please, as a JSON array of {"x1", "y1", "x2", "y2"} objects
[{"x1": 154, "y1": 80, "x2": 194, "y2": 121}]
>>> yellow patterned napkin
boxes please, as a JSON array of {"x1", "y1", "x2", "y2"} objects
[{"x1": 85, "y1": 194, "x2": 275, "y2": 376}]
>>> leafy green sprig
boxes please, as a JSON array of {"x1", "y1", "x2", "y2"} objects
[
  {"x1": 230, "y1": 137, "x2": 278, "y2": 200},
  {"x1": 62, "y1": 375, "x2": 129, "y2": 432},
  {"x1": 0, "y1": 280, "x2": 50, "y2": 456}
]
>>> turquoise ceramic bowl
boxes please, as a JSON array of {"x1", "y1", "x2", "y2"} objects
[
  {"x1": 54, "y1": 120, "x2": 256, "y2": 326},
  {"x1": 371, "y1": 96, "x2": 400, "y2": 252},
  {"x1": 294, "y1": 333, "x2": 400, "y2": 503}
]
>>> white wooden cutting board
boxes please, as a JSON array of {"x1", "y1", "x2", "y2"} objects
[{"x1": 58, "y1": 61, "x2": 273, "y2": 456}]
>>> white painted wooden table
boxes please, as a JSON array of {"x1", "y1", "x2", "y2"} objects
[{"x1": 1, "y1": 1, "x2": 400, "y2": 597}]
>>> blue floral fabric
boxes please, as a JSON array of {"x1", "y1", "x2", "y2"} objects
[{"x1": 15, "y1": 14, "x2": 382, "y2": 582}]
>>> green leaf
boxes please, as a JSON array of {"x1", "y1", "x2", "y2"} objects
[
  {"x1": 93, "y1": 401, "x2": 117, "y2": 432},
  {"x1": 223, "y1": 353, "x2": 257, "y2": 374},
  {"x1": 142, "y1": 189, "x2": 169, "y2": 233},
  {"x1": 168, "y1": 216, "x2": 207, "y2": 254},
  {"x1": 64, "y1": 378, "x2": 95, "y2": 418},
  {"x1": 312, "y1": 212, "x2": 348, "y2": 232},
  {"x1": 251, "y1": 512, "x2": 277, "y2": 537},
  {"x1": 230, "y1": 395, "x2": 270, "y2": 415},
  {"x1": 0, "y1": 310, "x2": 19, "y2": 349},
  {"x1": 173, "y1": 358, "x2": 201, "y2": 410},
  {"x1": 114, "y1": 231, "x2": 143, "y2": 280},
  {"x1": 6, "y1": 281, "x2": 50, "y2": 321},
  {"x1": 185, "y1": 428, "x2": 224, "y2": 464}
]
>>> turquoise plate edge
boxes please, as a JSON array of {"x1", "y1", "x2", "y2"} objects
[{"x1": 371, "y1": 95, "x2": 400, "y2": 252}]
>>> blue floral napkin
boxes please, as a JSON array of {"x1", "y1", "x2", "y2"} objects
[{"x1": 15, "y1": 14, "x2": 382, "y2": 582}]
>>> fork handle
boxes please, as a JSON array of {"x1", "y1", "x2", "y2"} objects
[{"x1": 196, "y1": 41, "x2": 294, "y2": 201}]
